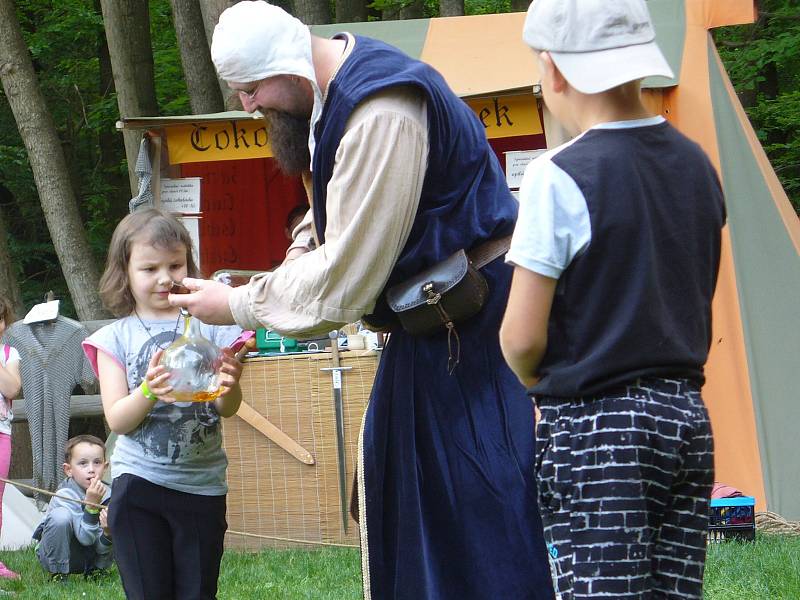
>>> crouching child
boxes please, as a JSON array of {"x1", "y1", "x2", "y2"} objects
[{"x1": 33, "y1": 435, "x2": 112, "y2": 581}]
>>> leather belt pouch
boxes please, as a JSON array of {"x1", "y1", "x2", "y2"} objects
[{"x1": 385, "y1": 249, "x2": 488, "y2": 337}]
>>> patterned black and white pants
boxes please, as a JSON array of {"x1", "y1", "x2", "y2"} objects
[{"x1": 534, "y1": 378, "x2": 714, "y2": 599}]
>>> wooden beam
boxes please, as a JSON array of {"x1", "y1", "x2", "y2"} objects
[{"x1": 11, "y1": 395, "x2": 104, "y2": 423}]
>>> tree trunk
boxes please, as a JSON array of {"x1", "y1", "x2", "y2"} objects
[
  {"x1": 95, "y1": 0, "x2": 128, "y2": 224},
  {"x1": 399, "y1": 0, "x2": 424, "y2": 20},
  {"x1": 0, "y1": 0, "x2": 108, "y2": 321},
  {"x1": 0, "y1": 202, "x2": 23, "y2": 319},
  {"x1": 198, "y1": 0, "x2": 243, "y2": 109},
  {"x1": 294, "y1": 0, "x2": 331, "y2": 24},
  {"x1": 439, "y1": 0, "x2": 464, "y2": 17},
  {"x1": 382, "y1": 6, "x2": 400, "y2": 21},
  {"x1": 336, "y1": 0, "x2": 367, "y2": 22},
  {"x1": 170, "y1": 0, "x2": 225, "y2": 114},
  {"x1": 511, "y1": 0, "x2": 529, "y2": 12},
  {"x1": 99, "y1": 0, "x2": 159, "y2": 197}
]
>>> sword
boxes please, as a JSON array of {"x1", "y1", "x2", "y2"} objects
[{"x1": 320, "y1": 330, "x2": 352, "y2": 533}]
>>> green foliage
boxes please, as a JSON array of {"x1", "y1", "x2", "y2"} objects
[
  {"x1": 150, "y1": 0, "x2": 190, "y2": 116},
  {"x1": 714, "y1": 0, "x2": 800, "y2": 212},
  {"x1": 367, "y1": 0, "x2": 512, "y2": 19},
  {"x1": 465, "y1": 0, "x2": 511, "y2": 16}
]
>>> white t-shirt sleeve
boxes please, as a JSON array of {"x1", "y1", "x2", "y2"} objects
[
  {"x1": 2, "y1": 346, "x2": 19, "y2": 365},
  {"x1": 506, "y1": 156, "x2": 592, "y2": 279}
]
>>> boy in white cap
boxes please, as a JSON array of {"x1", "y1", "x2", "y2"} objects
[{"x1": 500, "y1": 1, "x2": 725, "y2": 598}]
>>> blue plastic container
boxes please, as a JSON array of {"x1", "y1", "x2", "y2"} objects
[{"x1": 708, "y1": 496, "x2": 756, "y2": 542}]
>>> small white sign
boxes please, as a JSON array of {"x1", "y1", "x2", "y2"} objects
[
  {"x1": 179, "y1": 216, "x2": 201, "y2": 266},
  {"x1": 160, "y1": 178, "x2": 201, "y2": 214},
  {"x1": 505, "y1": 150, "x2": 545, "y2": 189}
]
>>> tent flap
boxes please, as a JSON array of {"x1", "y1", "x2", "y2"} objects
[{"x1": 709, "y1": 39, "x2": 800, "y2": 520}]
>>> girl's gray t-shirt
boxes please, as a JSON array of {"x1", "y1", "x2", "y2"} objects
[{"x1": 83, "y1": 316, "x2": 242, "y2": 496}]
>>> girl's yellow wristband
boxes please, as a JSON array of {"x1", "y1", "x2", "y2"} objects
[
  {"x1": 85, "y1": 506, "x2": 100, "y2": 515},
  {"x1": 140, "y1": 380, "x2": 158, "y2": 402}
]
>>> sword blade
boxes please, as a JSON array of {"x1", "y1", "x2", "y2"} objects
[
  {"x1": 332, "y1": 383, "x2": 349, "y2": 533},
  {"x1": 327, "y1": 331, "x2": 350, "y2": 533}
]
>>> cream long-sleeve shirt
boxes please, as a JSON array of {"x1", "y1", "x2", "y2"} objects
[{"x1": 229, "y1": 82, "x2": 429, "y2": 337}]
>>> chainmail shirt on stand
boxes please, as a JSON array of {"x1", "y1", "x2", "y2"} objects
[
  {"x1": 3, "y1": 316, "x2": 96, "y2": 504},
  {"x1": 128, "y1": 137, "x2": 154, "y2": 213}
]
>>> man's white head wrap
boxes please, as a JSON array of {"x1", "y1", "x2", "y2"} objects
[{"x1": 211, "y1": 1, "x2": 323, "y2": 164}]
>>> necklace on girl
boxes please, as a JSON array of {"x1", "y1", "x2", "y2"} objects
[{"x1": 133, "y1": 309, "x2": 183, "y2": 350}]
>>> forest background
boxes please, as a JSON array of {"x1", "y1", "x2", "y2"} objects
[{"x1": 0, "y1": 0, "x2": 797, "y2": 319}]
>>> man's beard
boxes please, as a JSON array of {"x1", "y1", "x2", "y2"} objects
[{"x1": 263, "y1": 109, "x2": 311, "y2": 176}]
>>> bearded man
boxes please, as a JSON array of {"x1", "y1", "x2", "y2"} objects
[{"x1": 170, "y1": 2, "x2": 553, "y2": 598}]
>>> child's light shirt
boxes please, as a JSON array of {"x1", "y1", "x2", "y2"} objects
[
  {"x1": 507, "y1": 116, "x2": 665, "y2": 278},
  {"x1": 83, "y1": 317, "x2": 241, "y2": 496},
  {"x1": 0, "y1": 344, "x2": 20, "y2": 435},
  {"x1": 36, "y1": 477, "x2": 112, "y2": 553}
]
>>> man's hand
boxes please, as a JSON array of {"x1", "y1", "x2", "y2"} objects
[
  {"x1": 85, "y1": 478, "x2": 106, "y2": 507},
  {"x1": 168, "y1": 278, "x2": 236, "y2": 325}
]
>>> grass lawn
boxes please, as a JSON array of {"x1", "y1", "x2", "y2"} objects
[{"x1": 0, "y1": 534, "x2": 796, "y2": 598}]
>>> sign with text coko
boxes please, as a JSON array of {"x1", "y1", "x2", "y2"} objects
[{"x1": 166, "y1": 120, "x2": 273, "y2": 164}]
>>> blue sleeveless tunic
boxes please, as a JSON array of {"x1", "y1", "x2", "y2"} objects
[{"x1": 313, "y1": 36, "x2": 553, "y2": 600}]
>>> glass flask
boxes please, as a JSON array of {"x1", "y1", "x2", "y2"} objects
[{"x1": 159, "y1": 309, "x2": 223, "y2": 402}]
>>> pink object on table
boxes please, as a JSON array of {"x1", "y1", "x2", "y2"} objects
[{"x1": 711, "y1": 482, "x2": 744, "y2": 499}]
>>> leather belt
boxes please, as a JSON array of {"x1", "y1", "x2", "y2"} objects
[{"x1": 467, "y1": 234, "x2": 512, "y2": 269}]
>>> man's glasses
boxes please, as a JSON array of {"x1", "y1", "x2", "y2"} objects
[{"x1": 239, "y1": 80, "x2": 264, "y2": 102}]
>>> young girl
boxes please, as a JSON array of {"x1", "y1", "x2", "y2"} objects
[
  {"x1": 0, "y1": 295, "x2": 21, "y2": 580},
  {"x1": 82, "y1": 209, "x2": 244, "y2": 599}
]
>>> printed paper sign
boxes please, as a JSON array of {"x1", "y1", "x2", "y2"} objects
[
  {"x1": 505, "y1": 150, "x2": 545, "y2": 189},
  {"x1": 160, "y1": 178, "x2": 202, "y2": 213}
]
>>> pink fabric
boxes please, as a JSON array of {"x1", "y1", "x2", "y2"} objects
[
  {"x1": 711, "y1": 482, "x2": 744, "y2": 499},
  {"x1": 229, "y1": 330, "x2": 256, "y2": 353},
  {"x1": 0, "y1": 562, "x2": 19, "y2": 579},
  {"x1": 81, "y1": 339, "x2": 125, "y2": 378},
  {"x1": 0, "y1": 345, "x2": 10, "y2": 419},
  {"x1": 0, "y1": 432, "x2": 11, "y2": 533}
]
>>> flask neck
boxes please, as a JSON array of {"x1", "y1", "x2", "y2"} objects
[{"x1": 182, "y1": 311, "x2": 199, "y2": 338}]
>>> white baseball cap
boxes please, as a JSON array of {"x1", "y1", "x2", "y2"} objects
[{"x1": 522, "y1": 0, "x2": 674, "y2": 94}]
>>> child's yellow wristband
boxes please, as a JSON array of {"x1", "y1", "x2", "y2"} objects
[
  {"x1": 140, "y1": 380, "x2": 158, "y2": 402},
  {"x1": 85, "y1": 506, "x2": 100, "y2": 515}
]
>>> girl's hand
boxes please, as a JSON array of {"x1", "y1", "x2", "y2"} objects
[
  {"x1": 217, "y1": 347, "x2": 243, "y2": 397},
  {"x1": 144, "y1": 350, "x2": 176, "y2": 404},
  {"x1": 85, "y1": 478, "x2": 107, "y2": 507}
]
